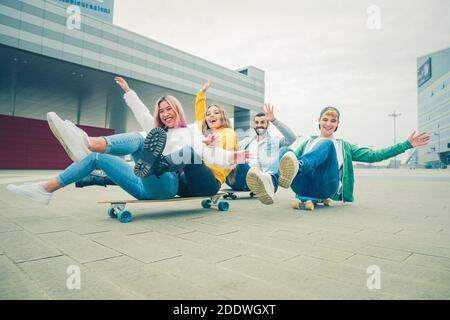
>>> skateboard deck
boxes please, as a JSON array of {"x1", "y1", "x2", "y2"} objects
[
  {"x1": 221, "y1": 188, "x2": 256, "y2": 200},
  {"x1": 293, "y1": 195, "x2": 332, "y2": 211},
  {"x1": 99, "y1": 193, "x2": 228, "y2": 223}
]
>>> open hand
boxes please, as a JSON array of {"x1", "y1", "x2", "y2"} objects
[
  {"x1": 200, "y1": 80, "x2": 212, "y2": 93},
  {"x1": 407, "y1": 131, "x2": 430, "y2": 148},
  {"x1": 203, "y1": 133, "x2": 221, "y2": 147},
  {"x1": 263, "y1": 103, "x2": 276, "y2": 122},
  {"x1": 115, "y1": 76, "x2": 130, "y2": 93},
  {"x1": 233, "y1": 150, "x2": 252, "y2": 164}
]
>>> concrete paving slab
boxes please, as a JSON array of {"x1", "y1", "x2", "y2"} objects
[
  {"x1": 0, "y1": 169, "x2": 449, "y2": 299},
  {"x1": 0, "y1": 220, "x2": 23, "y2": 233},
  {"x1": 18, "y1": 255, "x2": 137, "y2": 299},
  {"x1": 148, "y1": 255, "x2": 301, "y2": 299},
  {"x1": 131, "y1": 231, "x2": 242, "y2": 264},
  {"x1": 87, "y1": 231, "x2": 181, "y2": 264},
  {"x1": 85, "y1": 255, "x2": 227, "y2": 299},
  {"x1": 0, "y1": 255, "x2": 48, "y2": 300},
  {"x1": 38, "y1": 231, "x2": 122, "y2": 264},
  {"x1": 0, "y1": 231, "x2": 63, "y2": 263}
]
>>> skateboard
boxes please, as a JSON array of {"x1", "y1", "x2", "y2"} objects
[
  {"x1": 98, "y1": 193, "x2": 228, "y2": 223},
  {"x1": 221, "y1": 188, "x2": 256, "y2": 200},
  {"x1": 292, "y1": 195, "x2": 332, "y2": 211}
]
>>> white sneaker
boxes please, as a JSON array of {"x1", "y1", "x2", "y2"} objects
[
  {"x1": 47, "y1": 112, "x2": 91, "y2": 162},
  {"x1": 246, "y1": 167, "x2": 275, "y2": 205},
  {"x1": 279, "y1": 152, "x2": 299, "y2": 188},
  {"x1": 6, "y1": 182, "x2": 52, "y2": 205}
]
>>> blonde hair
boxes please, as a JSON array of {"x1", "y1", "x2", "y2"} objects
[{"x1": 202, "y1": 104, "x2": 232, "y2": 135}]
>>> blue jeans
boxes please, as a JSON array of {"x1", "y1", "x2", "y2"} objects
[
  {"x1": 104, "y1": 132, "x2": 144, "y2": 162},
  {"x1": 57, "y1": 132, "x2": 178, "y2": 200},
  {"x1": 226, "y1": 165, "x2": 280, "y2": 193},
  {"x1": 226, "y1": 146, "x2": 296, "y2": 192},
  {"x1": 291, "y1": 140, "x2": 339, "y2": 199}
]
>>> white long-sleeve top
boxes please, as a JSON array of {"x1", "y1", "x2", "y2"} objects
[{"x1": 123, "y1": 90, "x2": 236, "y2": 169}]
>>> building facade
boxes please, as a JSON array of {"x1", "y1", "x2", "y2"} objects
[
  {"x1": 417, "y1": 47, "x2": 450, "y2": 167},
  {"x1": 0, "y1": 0, "x2": 265, "y2": 169}
]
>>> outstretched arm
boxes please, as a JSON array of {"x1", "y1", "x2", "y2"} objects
[
  {"x1": 116, "y1": 76, "x2": 154, "y2": 133},
  {"x1": 351, "y1": 131, "x2": 430, "y2": 163}
]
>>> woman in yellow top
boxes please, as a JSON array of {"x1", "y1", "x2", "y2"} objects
[
  {"x1": 172, "y1": 81, "x2": 238, "y2": 197},
  {"x1": 195, "y1": 81, "x2": 238, "y2": 181}
]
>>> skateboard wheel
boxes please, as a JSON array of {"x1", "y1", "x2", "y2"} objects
[
  {"x1": 231, "y1": 195, "x2": 237, "y2": 200},
  {"x1": 292, "y1": 202, "x2": 301, "y2": 210},
  {"x1": 304, "y1": 201, "x2": 315, "y2": 211},
  {"x1": 323, "y1": 199, "x2": 332, "y2": 206},
  {"x1": 201, "y1": 199, "x2": 212, "y2": 209},
  {"x1": 108, "y1": 207, "x2": 118, "y2": 219},
  {"x1": 118, "y1": 210, "x2": 133, "y2": 223},
  {"x1": 218, "y1": 201, "x2": 229, "y2": 212}
]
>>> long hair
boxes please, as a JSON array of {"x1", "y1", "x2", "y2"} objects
[
  {"x1": 154, "y1": 95, "x2": 188, "y2": 129},
  {"x1": 202, "y1": 104, "x2": 232, "y2": 135}
]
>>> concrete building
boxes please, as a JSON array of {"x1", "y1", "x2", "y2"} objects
[
  {"x1": 0, "y1": 0, "x2": 264, "y2": 169},
  {"x1": 417, "y1": 47, "x2": 450, "y2": 167}
]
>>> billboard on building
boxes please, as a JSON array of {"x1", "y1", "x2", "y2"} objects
[
  {"x1": 418, "y1": 57, "x2": 432, "y2": 87},
  {"x1": 50, "y1": 0, "x2": 114, "y2": 23}
]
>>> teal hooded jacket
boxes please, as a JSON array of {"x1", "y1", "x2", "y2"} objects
[{"x1": 295, "y1": 138, "x2": 413, "y2": 202}]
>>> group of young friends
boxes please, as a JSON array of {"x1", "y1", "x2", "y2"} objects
[{"x1": 7, "y1": 77, "x2": 430, "y2": 208}]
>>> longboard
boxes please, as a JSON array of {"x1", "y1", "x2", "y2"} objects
[
  {"x1": 98, "y1": 193, "x2": 228, "y2": 223},
  {"x1": 292, "y1": 195, "x2": 332, "y2": 211},
  {"x1": 221, "y1": 188, "x2": 256, "y2": 200}
]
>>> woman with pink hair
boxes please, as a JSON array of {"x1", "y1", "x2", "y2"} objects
[{"x1": 7, "y1": 77, "x2": 246, "y2": 205}]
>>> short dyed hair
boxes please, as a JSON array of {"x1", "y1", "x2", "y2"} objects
[
  {"x1": 154, "y1": 95, "x2": 188, "y2": 129},
  {"x1": 319, "y1": 106, "x2": 340, "y2": 119}
]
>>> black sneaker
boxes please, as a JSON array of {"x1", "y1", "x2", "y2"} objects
[
  {"x1": 75, "y1": 172, "x2": 116, "y2": 188},
  {"x1": 134, "y1": 127, "x2": 167, "y2": 177}
]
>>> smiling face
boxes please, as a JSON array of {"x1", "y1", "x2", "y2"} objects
[
  {"x1": 253, "y1": 116, "x2": 269, "y2": 136},
  {"x1": 319, "y1": 111, "x2": 340, "y2": 138},
  {"x1": 158, "y1": 100, "x2": 178, "y2": 129},
  {"x1": 205, "y1": 105, "x2": 223, "y2": 130}
]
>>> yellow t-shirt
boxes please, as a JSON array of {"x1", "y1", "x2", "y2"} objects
[{"x1": 195, "y1": 91, "x2": 237, "y2": 184}]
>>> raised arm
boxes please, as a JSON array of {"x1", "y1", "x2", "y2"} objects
[
  {"x1": 264, "y1": 103, "x2": 297, "y2": 147},
  {"x1": 115, "y1": 76, "x2": 154, "y2": 133},
  {"x1": 195, "y1": 80, "x2": 211, "y2": 131},
  {"x1": 351, "y1": 131, "x2": 430, "y2": 163}
]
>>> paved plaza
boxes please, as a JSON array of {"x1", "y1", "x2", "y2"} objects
[{"x1": 0, "y1": 168, "x2": 449, "y2": 300}]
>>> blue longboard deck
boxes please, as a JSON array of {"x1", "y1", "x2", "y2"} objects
[
  {"x1": 99, "y1": 193, "x2": 228, "y2": 223},
  {"x1": 294, "y1": 194, "x2": 332, "y2": 210}
]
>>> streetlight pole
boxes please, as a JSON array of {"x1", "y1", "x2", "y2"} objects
[
  {"x1": 388, "y1": 111, "x2": 401, "y2": 168},
  {"x1": 434, "y1": 123, "x2": 441, "y2": 169}
]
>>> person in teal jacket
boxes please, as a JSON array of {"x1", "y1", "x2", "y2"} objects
[{"x1": 277, "y1": 106, "x2": 430, "y2": 203}]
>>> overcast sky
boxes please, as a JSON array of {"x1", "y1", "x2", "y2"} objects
[{"x1": 114, "y1": 0, "x2": 449, "y2": 150}]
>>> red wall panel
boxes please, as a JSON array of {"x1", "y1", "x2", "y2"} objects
[{"x1": 0, "y1": 115, "x2": 115, "y2": 169}]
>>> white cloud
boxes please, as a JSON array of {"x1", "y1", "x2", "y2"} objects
[{"x1": 114, "y1": 0, "x2": 450, "y2": 149}]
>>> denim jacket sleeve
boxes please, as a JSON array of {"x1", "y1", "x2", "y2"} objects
[{"x1": 272, "y1": 119, "x2": 297, "y2": 147}]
